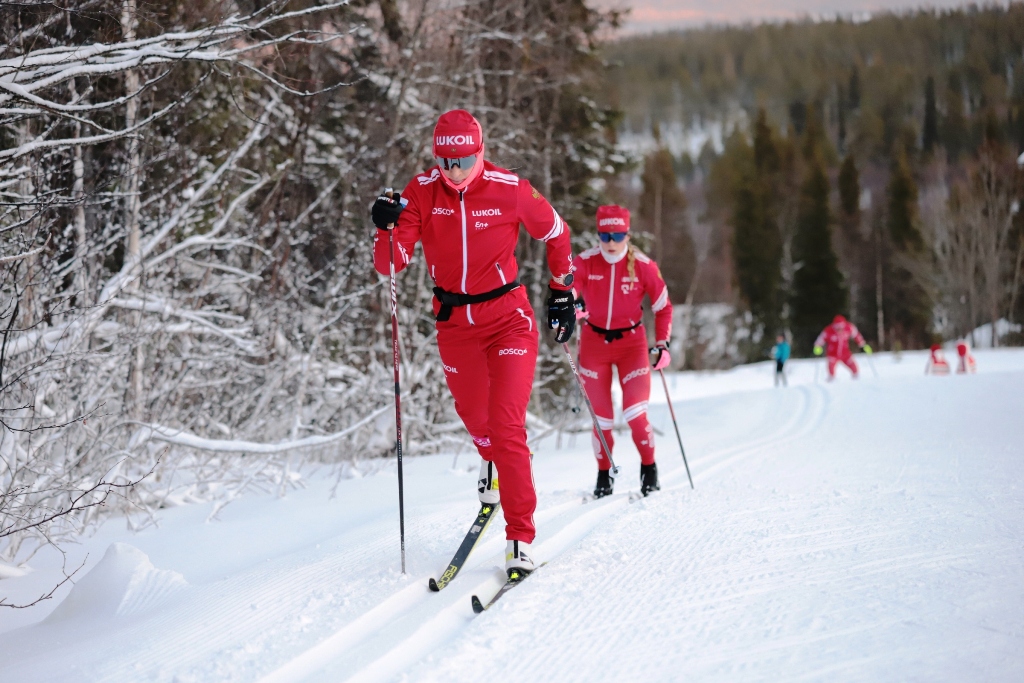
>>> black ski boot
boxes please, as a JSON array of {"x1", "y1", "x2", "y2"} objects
[
  {"x1": 640, "y1": 463, "x2": 660, "y2": 496},
  {"x1": 593, "y1": 469, "x2": 614, "y2": 498}
]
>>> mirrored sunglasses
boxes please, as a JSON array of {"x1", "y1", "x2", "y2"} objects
[
  {"x1": 436, "y1": 154, "x2": 477, "y2": 171},
  {"x1": 598, "y1": 232, "x2": 628, "y2": 243}
]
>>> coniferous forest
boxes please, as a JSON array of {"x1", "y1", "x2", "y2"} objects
[{"x1": 603, "y1": 4, "x2": 1024, "y2": 359}]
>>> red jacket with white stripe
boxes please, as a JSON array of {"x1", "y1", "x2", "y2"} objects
[
  {"x1": 814, "y1": 320, "x2": 866, "y2": 359},
  {"x1": 373, "y1": 161, "x2": 574, "y2": 327},
  {"x1": 572, "y1": 246, "x2": 673, "y2": 343}
]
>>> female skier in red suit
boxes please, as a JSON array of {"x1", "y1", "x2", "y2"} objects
[
  {"x1": 572, "y1": 205, "x2": 673, "y2": 498},
  {"x1": 370, "y1": 110, "x2": 577, "y2": 575}
]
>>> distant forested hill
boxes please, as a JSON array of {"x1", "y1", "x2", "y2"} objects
[
  {"x1": 598, "y1": 6, "x2": 1024, "y2": 360},
  {"x1": 605, "y1": 5, "x2": 1024, "y2": 160}
]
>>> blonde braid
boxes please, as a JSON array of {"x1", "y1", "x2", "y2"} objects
[{"x1": 626, "y1": 243, "x2": 637, "y2": 291}]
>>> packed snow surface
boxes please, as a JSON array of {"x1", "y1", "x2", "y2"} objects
[{"x1": 2, "y1": 350, "x2": 1023, "y2": 681}]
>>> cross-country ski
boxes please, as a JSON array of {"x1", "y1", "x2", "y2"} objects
[
  {"x1": 471, "y1": 562, "x2": 547, "y2": 614},
  {"x1": 428, "y1": 503, "x2": 500, "y2": 592}
]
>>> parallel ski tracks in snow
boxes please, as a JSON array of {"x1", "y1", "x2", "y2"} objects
[{"x1": 258, "y1": 385, "x2": 831, "y2": 683}]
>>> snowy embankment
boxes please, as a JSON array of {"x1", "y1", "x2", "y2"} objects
[{"x1": 1, "y1": 350, "x2": 1023, "y2": 681}]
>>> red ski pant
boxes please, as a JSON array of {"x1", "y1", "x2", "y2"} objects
[
  {"x1": 578, "y1": 324, "x2": 655, "y2": 470},
  {"x1": 827, "y1": 354, "x2": 858, "y2": 377},
  {"x1": 436, "y1": 307, "x2": 539, "y2": 543}
]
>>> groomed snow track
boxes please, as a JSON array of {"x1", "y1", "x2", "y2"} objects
[{"x1": 256, "y1": 385, "x2": 831, "y2": 683}]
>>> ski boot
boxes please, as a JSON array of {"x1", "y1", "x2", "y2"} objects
[
  {"x1": 640, "y1": 462, "x2": 660, "y2": 497},
  {"x1": 477, "y1": 458, "x2": 499, "y2": 505},
  {"x1": 505, "y1": 540, "x2": 536, "y2": 579},
  {"x1": 593, "y1": 469, "x2": 614, "y2": 499}
]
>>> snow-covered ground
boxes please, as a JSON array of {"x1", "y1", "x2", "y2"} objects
[{"x1": 2, "y1": 349, "x2": 1023, "y2": 682}]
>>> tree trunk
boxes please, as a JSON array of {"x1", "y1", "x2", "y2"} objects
[
  {"x1": 69, "y1": 77, "x2": 88, "y2": 308},
  {"x1": 875, "y1": 215, "x2": 885, "y2": 349},
  {"x1": 121, "y1": 0, "x2": 145, "y2": 418},
  {"x1": 654, "y1": 173, "x2": 663, "y2": 264}
]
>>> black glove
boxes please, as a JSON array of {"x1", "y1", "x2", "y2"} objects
[
  {"x1": 546, "y1": 287, "x2": 576, "y2": 343},
  {"x1": 371, "y1": 191, "x2": 404, "y2": 229}
]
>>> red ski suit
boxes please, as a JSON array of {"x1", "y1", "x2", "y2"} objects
[
  {"x1": 814, "y1": 319, "x2": 866, "y2": 378},
  {"x1": 373, "y1": 161, "x2": 573, "y2": 543},
  {"x1": 572, "y1": 246, "x2": 672, "y2": 470}
]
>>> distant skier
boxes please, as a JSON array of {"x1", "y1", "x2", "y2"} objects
[
  {"x1": 813, "y1": 315, "x2": 871, "y2": 380},
  {"x1": 925, "y1": 344, "x2": 951, "y2": 375},
  {"x1": 572, "y1": 205, "x2": 673, "y2": 499},
  {"x1": 956, "y1": 340, "x2": 977, "y2": 374},
  {"x1": 771, "y1": 334, "x2": 790, "y2": 387},
  {"x1": 371, "y1": 109, "x2": 576, "y2": 576}
]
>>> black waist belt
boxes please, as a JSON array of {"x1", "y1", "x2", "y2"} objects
[
  {"x1": 433, "y1": 281, "x2": 521, "y2": 322},
  {"x1": 588, "y1": 320, "x2": 642, "y2": 343}
]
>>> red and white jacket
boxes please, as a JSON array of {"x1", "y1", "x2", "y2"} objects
[
  {"x1": 814, "y1": 320, "x2": 866, "y2": 359},
  {"x1": 572, "y1": 246, "x2": 672, "y2": 343},
  {"x1": 373, "y1": 161, "x2": 574, "y2": 326}
]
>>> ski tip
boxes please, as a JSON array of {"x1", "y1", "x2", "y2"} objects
[
  {"x1": 471, "y1": 595, "x2": 485, "y2": 614},
  {"x1": 428, "y1": 578, "x2": 440, "y2": 592}
]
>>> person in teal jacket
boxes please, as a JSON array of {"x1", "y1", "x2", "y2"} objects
[{"x1": 771, "y1": 334, "x2": 791, "y2": 387}]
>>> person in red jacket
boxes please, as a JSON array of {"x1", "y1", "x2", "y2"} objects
[
  {"x1": 572, "y1": 205, "x2": 672, "y2": 498},
  {"x1": 813, "y1": 314, "x2": 871, "y2": 380},
  {"x1": 925, "y1": 344, "x2": 951, "y2": 375},
  {"x1": 956, "y1": 340, "x2": 977, "y2": 374},
  {"x1": 370, "y1": 110, "x2": 576, "y2": 576}
]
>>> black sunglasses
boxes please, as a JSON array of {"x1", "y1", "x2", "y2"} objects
[{"x1": 598, "y1": 232, "x2": 628, "y2": 243}]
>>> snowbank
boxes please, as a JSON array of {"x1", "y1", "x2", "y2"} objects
[
  {"x1": 44, "y1": 543, "x2": 188, "y2": 622},
  {"x1": 969, "y1": 318, "x2": 1022, "y2": 348}
]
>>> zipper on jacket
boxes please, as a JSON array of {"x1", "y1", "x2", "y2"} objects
[
  {"x1": 459, "y1": 190, "x2": 474, "y2": 324},
  {"x1": 459, "y1": 191, "x2": 468, "y2": 294},
  {"x1": 495, "y1": 262, "x2": 507, "y2": 285},
  {"x1": 606, "y1": 262, "x2": 616, "y2": 329}
]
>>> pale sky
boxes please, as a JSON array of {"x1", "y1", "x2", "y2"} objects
[{"x1": 594, "y1": 0, "x2": 1001, "y2": 33}]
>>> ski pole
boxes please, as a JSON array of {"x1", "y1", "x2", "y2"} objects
[
  {"x1": 866, "y1": 353, "x2": 879, "y2": 378},
  {"x1": 560, "y1": 342, "x2": 619, "y2": 477},
  {"x1": 658, "y1": 369, "x2": 694, "y2": 489},
  {"x1": 385, "y1": 188, "x2": 406, "y2": 575}
]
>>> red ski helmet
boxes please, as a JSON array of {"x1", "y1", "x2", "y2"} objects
[
  {"x1": 596, "y1": 204, "x2": 630, "y2": 233},
  {"x1": 832, "y1": 314, "x2": 847, "y2": 325},
  {"x1": 433, "y1": 110, "x2": 483, "y2": 159}
]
